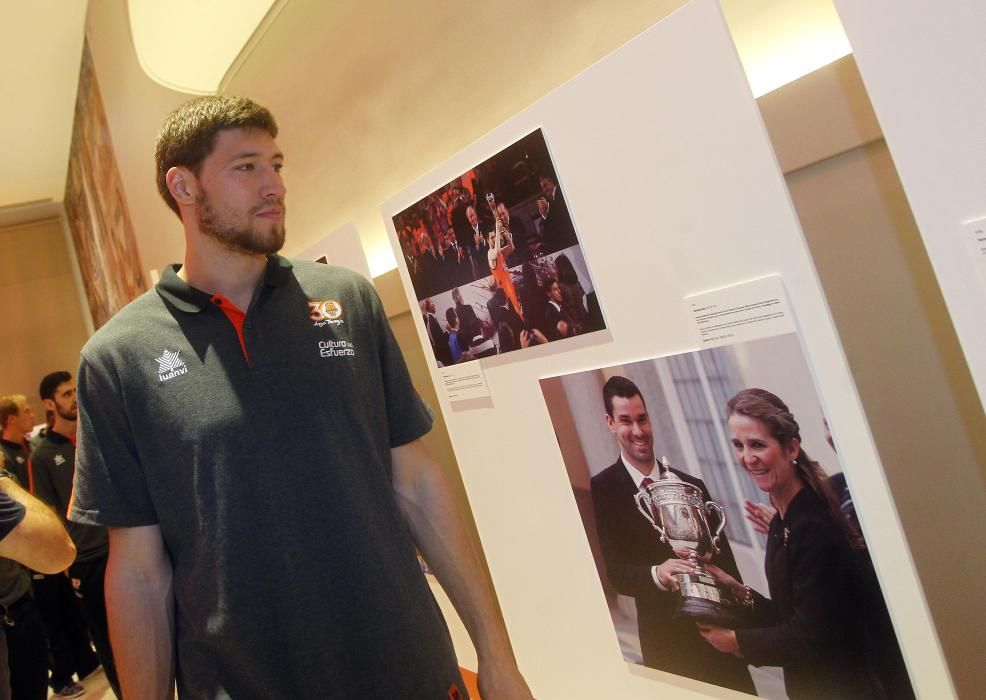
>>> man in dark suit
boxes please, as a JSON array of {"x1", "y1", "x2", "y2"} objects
[
  {"x1": 536, "y1": 175, "x2": 577, "y2": 254},
  {"x1": 543, "y1": 278, "x2": 573, "y2": 341},
  {"x1": 487, "y1": 289, "x2": 524, "y2": 351},
  {"x1": 453, "y1": 204, "x2": 489, "y2": 282},
  {"x1": 420, "y1": 298, "x2": 452, "y2": 366},
  {"x1": 451, "y1": 287, "x2": 482, "y2": 347},
  {"x1": 590, "y1": 376, "x2": 755, "y2": 694}
]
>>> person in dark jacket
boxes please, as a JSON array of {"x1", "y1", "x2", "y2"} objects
[{"x1": 699, "y1": 388, "x2": 883, "y2": 699}]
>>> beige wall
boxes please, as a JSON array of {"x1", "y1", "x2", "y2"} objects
[
  {"x1": 762, "y1": 56, "x2": 986, "y2": 698},
  {"x1": 0, "y1": 217, "x2": 91, "y2": 417}
]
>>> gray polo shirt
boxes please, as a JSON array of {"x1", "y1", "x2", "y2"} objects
[{"x1": 71, "y1": 257, "x2": 465, "y2": 699}]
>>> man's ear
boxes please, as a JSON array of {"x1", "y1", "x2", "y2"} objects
[
  {"x1": 41, "y1": 398, "x2": 54, "y2": 414},
  {"x1": 166, "y1": 166, "x2": 196, "y2": 207}
]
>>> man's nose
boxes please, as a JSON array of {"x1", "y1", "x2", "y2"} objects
[{"x1": 262, "y1": 169, "x2": 286, "y2": 199}]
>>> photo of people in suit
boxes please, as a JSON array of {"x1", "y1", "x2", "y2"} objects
[
  {"x1": 393, "y1": 129, "x2": 605, "y2": 367},
  {"x1": 538, "y1": 333, "x2": 912, "y2": 699}
]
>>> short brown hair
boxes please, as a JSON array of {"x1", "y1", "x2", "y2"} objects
[
  {"x1": 154, "y1": 96, "x2": 278, "y2": 217},
  {"x1": 0, "y1": 395, "x2": 26, "y2": 429}
]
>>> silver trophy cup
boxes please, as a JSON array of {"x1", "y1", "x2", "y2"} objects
[{"x1": 634, "y1": 460, "x2": 746, "y2": 626}]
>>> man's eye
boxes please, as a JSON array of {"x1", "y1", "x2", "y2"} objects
[
  {"x1": 235, "y1": 164, "x2": 254, "y2": 171},
  {"x1": 273, "y1": 163, "x2": 283, "y2": 172}
]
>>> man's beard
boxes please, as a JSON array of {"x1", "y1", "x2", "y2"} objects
[
  {"x1": 197, "y1": 192, "x2": 286, "y2": 256},
  {"x1": 55, "y1": 404, "x2": 77, "y2": 422}
]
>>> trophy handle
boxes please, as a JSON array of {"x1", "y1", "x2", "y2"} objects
[
  {"x1": 634, "y1": 492, "x2": 667, "y2": 540},
  {"x1": 705, "y1": 501, "x2": 726, "y2": 555}
]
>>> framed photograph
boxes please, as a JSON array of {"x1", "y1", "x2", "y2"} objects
[
  {"x1": 539, "y1": 333, "x2": 912, "y2": 699},
  {"x1": 391, "y1": 129, "x2": 606, "y2": 366}
]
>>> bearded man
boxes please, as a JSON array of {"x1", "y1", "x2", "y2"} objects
[
  {"x1": 69, "y1": 96, "x2": 531, "y2": 700},
  {"x1": 30, "y1": 371, "x2": 120, "y2": 697}
]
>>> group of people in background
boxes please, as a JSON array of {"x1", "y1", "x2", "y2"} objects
[
  {"x1": 0, "y1": 375, "x2": 118, "y2": 699},
  {"x1": 397, "y1": 167, "x2": 578, "y2": 300},
  {"x1": 404, "y1": 159, "x2": 601, "y2": 365},
  {"x1": 592, "y1": 376, "x2": 913, "y2": 699}
]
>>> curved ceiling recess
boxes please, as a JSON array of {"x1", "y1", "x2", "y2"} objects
[{"x1": 127, "y1": 0, "x2": 284, "y2": 95}]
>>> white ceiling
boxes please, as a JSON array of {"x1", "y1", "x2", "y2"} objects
[
  {"x1": 0, "y1": 0, "x2": 851, "y2": 227},
  {"x1": 128, "y1": 0, "x2": 281, "y2": 95},
  {"x1": 0, "y1": 1, "x2": 87, "y2": 219}
]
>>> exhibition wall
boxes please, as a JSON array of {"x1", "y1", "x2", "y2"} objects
[
  {"x1": 0, "y1": 217, "x2": 91, "y2": 419},
  {"x1": 835, "y1": 0, "x2": 986, "y2": 416},
  {"x1": 761, "y1": 56, "x2": 986, "y2": 699},
  {"x1": 380, "y1": 2, "x2": 947, "y2": 697}
]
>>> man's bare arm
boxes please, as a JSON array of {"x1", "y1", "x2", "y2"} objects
[
  {"x1": 390, "y1": 440, "x2": 533, "y2": 700},
  {"x1": 0, "y1": 475, "x2": 75, "y2": 573},
  {"x1": 106, "y1": 524, "x2": 176, "y2": 700}
]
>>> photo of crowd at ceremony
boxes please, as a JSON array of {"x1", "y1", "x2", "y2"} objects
[
  {"x1": 393, "y1": 129, "x2": 605, "y2": 366},
  {"x1": 539, "y1": 334, "x2": 912, "y2": 700}
]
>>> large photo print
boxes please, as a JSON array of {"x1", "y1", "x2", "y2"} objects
[
  {"x1": 539, "y1": 333, "x2": 912, "y2": 699},
  {"x1": 393, "y1": 129, "x2": 605, "y2": 366}
]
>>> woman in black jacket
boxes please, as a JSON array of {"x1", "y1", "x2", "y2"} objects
[{"x1": 698, "y1": 388, "x2": 878, "y2": 699}]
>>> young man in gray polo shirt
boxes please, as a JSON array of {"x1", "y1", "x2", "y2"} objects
[{"x1": 70, "y1": 96, "x2": 532, "y2": 700}]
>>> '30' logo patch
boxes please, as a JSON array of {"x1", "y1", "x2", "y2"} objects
[{"x1": 308, "y1": 299, "x2": 344, "y2": 327}]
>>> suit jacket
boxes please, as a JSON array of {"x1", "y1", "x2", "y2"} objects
[
  {"x1": 736, "y1": 487, "x2": 879, "y2": 699},
  {"x1": 544, "y1": 301, "x2": 572, "y2": 340},
  {"x1": 454, "y1": 303, "x2": 481, "y2": 347},
  {"x1": 591, "y1": 459, "x2": 755, "y2": 693},
  {"x1": 424, "y1": 312, "x2": 452, "y2": 365},
  {"x1": 540, "y1": 187, "x2": 578, "y2": 254}
]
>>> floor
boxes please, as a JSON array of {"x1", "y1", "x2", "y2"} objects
[
  {"x1": 47, "y1": 667, "x2": 117, "y2": 699},
  {"x1": 48, "y1": 667, "x2": 480, "y2": 699}
]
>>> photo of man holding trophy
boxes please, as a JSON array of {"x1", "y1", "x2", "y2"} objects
[
  {"x1": 590, "y1": 376, "x2": 756, "y2": 694},
  {"x1": 539, "y1": 335, "x2": 914, "y2": 698}
]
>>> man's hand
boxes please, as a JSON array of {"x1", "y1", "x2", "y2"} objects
[
  {"x1": 478, "y1": 659, "x2": 535, "y2": 700},
  {"x1": 696, "y1": 623, "x2": 742, "y2": 657},
  {"x1": 744, "y1": 500, "x2": 776, "y2": 535},
  {"x1": 520, "y1": 328, "x2": 547, "y2": 348},
  {"x1": 654, "y1": 557, "x2": 695, "y2": 590}
]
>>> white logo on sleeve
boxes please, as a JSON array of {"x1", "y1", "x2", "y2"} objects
[
  {"x1": 156, "y1": 349, "x2": 188, "y2": 382},
  {"x1": 53, "y1": 454, "x2": 66, "y2": 466}
]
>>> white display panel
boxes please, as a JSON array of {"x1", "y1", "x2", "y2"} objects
[
  {"x1": 381, "y1": 1, "x2": 950, "y2": 697},
  {"x1": 834, "y1": 0, "x2": 986, "y2": 411},
  {"x1": 290, "y1": 221, "x2": 371, "y2": 279}
]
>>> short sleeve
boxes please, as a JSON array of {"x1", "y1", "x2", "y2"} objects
[
  {"x1": 70, "y1": 355, "x2": 159, "y2": 527},
  {"x1": 0, "y1": 492, "x2": 26, "y2": 540},
  {"x1": 364, "y1": 280, "x2": 434, "y2": 447}
]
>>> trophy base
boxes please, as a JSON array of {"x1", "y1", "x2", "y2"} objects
[{"x1": 673, "y1": 572, "x2": 749, "y2": 628}]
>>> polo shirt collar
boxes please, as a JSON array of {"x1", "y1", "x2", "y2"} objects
[
  {"x1": 0, "y1": 438, "x2": 27, "y2": 453},
  {"x1": 156, "y1": 255, "x2": 294, "y2": 313},
  {"x1": 44, "y1": 430, "x2": 74, "y2": 446}
]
